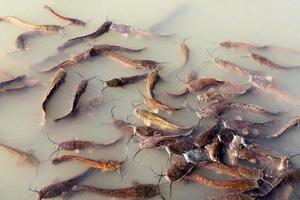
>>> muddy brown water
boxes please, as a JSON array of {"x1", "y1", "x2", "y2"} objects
[{"x1": 0, "y1": 0, "x2": 300, "y2": 199}]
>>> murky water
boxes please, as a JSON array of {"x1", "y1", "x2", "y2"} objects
[{"x1": 0, "y1": 0, "x2": 300, "y2": 199}]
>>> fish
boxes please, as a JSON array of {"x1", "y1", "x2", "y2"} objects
[
  {"x1": 102, "y1": 50, "x2": 162, "y2": 70},
  {"x1": 44, "y1": 5, "x2": 86, "y2": 26},
  {"x1": 72, "y1": 183, "x2": 162, "y2": 199},
  {"x1": 0, "y1": 16, "x2": 63, "y2": 32},
  {"x1": 266, "y1": 116, "x2": 300, "y2": 139},
  {"x1": 0, "y1": 143, "x2": 39, "y2": 167},
  {"x1": 250, "y1": 53, "x2": 300, "y2": 70},
  {"x1": 133, "y1": 108, "x2": 187, "y2": 132},
  {"x1": 57, "y1": 20, "x2": 112, "y2": 51},
  {"x1": 52, "y1": 155, "x2": 125, "y2": 173},
  {"x1": 30, "y1": 168, "x2": 95, "y2": 200},
  {"x1": 42, "y1": 68, "x2": 67, "y2": 122}
]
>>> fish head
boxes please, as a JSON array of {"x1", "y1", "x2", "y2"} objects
[
  {"x1": 106, "y1": 160, "x2": 121, "y2": 171},
  {"x1": 166, "y1": 160, "x2": 194, "y2": 182},
  {"x1": 104, "y1": 20, "x2": 113, "y2": 28},
  {"x1": 107, "y1": 78, "x2": 124, "y2": 87}
]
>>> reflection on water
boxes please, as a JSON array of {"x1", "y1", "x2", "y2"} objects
[{"x1": 0, "y1": 0, "x2": 300, "y2": 199}]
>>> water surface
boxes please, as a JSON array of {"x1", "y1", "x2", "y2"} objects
[{"x1": 0, "y1": 0, "x2": 300, "y2": 199}]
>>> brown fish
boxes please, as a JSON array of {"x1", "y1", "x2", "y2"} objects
[
  {"x1": 228, "y1": 135, "x2": 280, "y2": 167},
  {"x1": 38, "y1": 49, "x2": 94, "y2": 72},
  {"x1": 31, "y1": 168, "x2": 95, "y2": 200},
  {"x1": 102, "y1": 50, "x2": 162, "y2": 70},
  {"x1": 194, "y1": 102, "x2": 279, "y2": 119},
  {"x1": 218, "y1": 41, "x2": 300, "y2": 53},
  {"x1": 197, "y1": 86, "x2": 253, "y2": 102},
  {"x1": 183, "y1": 174, "x2": 258, "y2": 192},
  {"x1": 165, "y1": 159, "x2": 195, "y2": 199},
  {"x1": 222, "y1": 119, "x2": 274, "y2": 137},
  {"x1": 0, "y1": 16, "x2": 63, "y2": 32},
  {"x1": 133, "y1": 108, "x2": 187, "y2": 132},
  {"x1": 138, "y1": 128, "x2": 194, "y2": 150},
  {"x1": 44, "y1": 5, "x2": 86, "y2": 26},
  {"x1": 250, "y1": 53, "x2": 300, "y2": 70},
  {"x1": 266, "y1": 116, "x2": 300, "y2": 139},
  {"x1": 166, "y1": 159, "x2": 195, "y2": 182},
  {"x1": 101, "y1": 73, "x2": 148, "y2": 94},
  {"x1": 186, "y1": 77, "x2": 241, "y2": 93},
  {"x1": 0, "y1": 143, "x2": 39, "y2": 166},
  {"x1": 133, "y1": 125, "x2": 164, "y2": 139},
  {"x1": 217, "y1": 41, "x2": 259, "y2": 50},
  {"x1": 136, "y1": 88, "x2": 183, "y2": 114},
  {"x1": 57, "y1": 20, "x2": 112, "y2": 51},
  {"x1": 213, "y1": 58, "x2": 249, "y2": 77},
  {"x1": 48, "y1": 136, "x2": 122, "y2": 156},
  {"x1": 211, "y1": 193, "x2": 254, "y2": 200},
  {"x1": 92, "y1": 44, "x2": 146, "y2": 53},
  {"x1": 196, "y1": 161, "x2": 261, "y2": 180},
  {"x1": 52, "y1": 155, "x2": 125, "y2": 172},
  {"x1": 72, "y1": 183, "x2": 162, "y2": 199},
  {"x1": 109, "y1": 106, "x2": 134, "y2": 135},
  {"x1": 247, "y1": 156, "x2": 291, "y2": 197},
  {"x1": 248, "y1": 73, "x2": 300, "y2": 106},
  {"x1": 42, "y1": 68, "x2": 67, "y2": 122},
  {"x1": 166, "y1": 139, "x2": 197, "y2": 156}
]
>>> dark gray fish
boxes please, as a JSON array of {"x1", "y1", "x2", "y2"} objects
[{"x1": 57, "y1": 21, "x2": 112, "y2": 51}]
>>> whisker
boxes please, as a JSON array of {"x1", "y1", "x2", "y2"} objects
[{"x1": 132, "y1": 149, "x2": 143, "y2": 160}]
